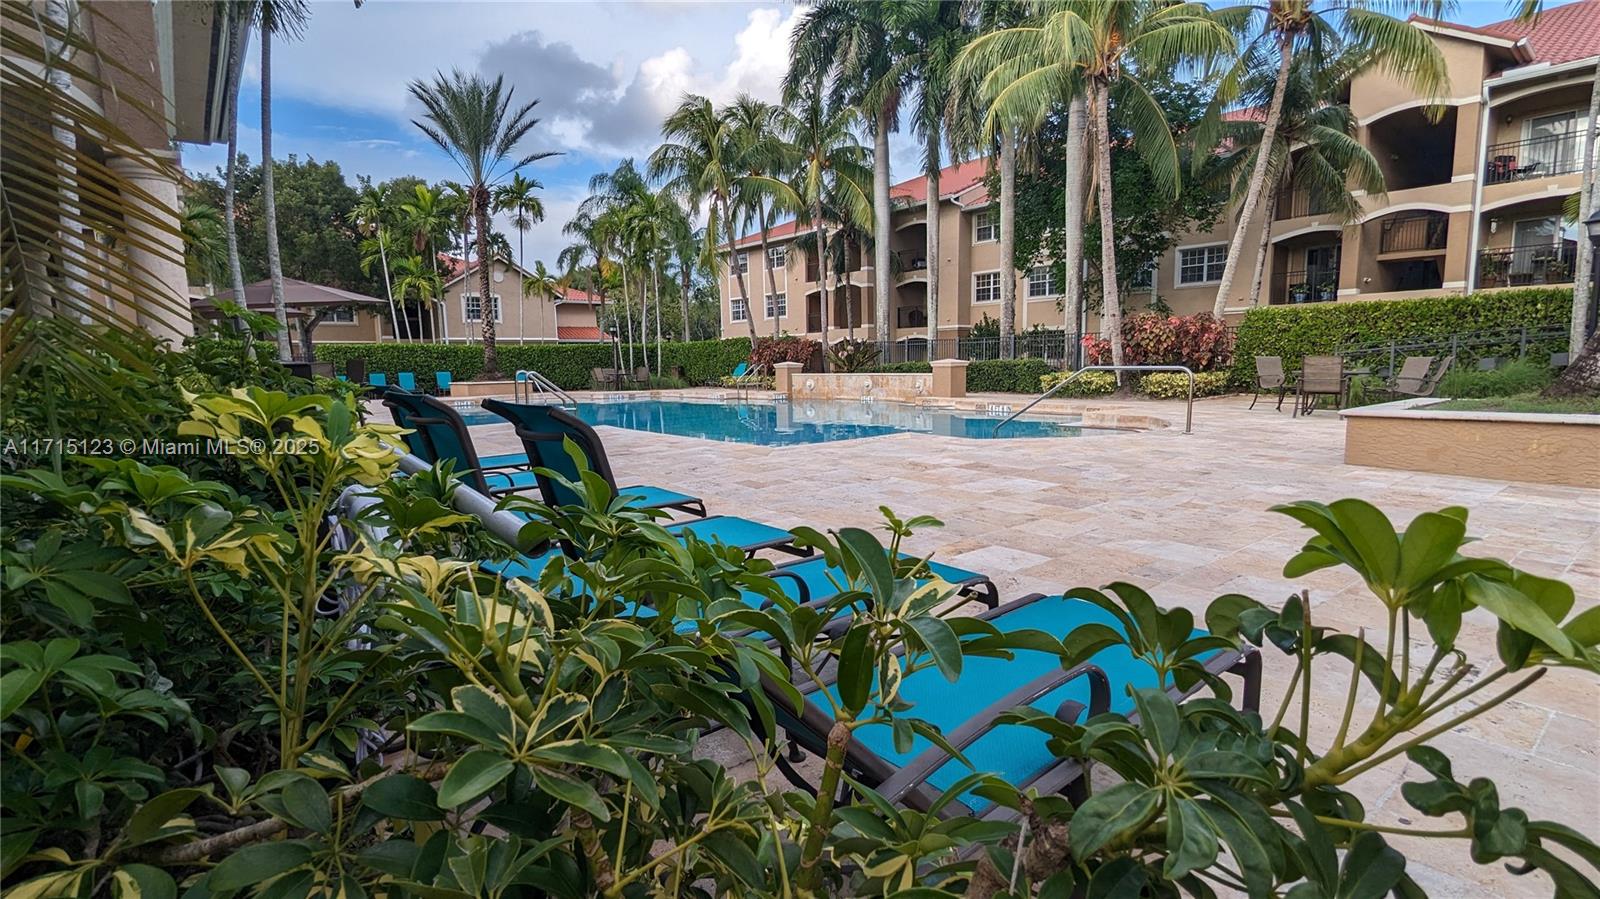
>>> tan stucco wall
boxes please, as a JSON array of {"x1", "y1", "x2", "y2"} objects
[
  {"x1": 1345, "y1": 413, "x2": 1600, "y2": 487},
  {"x1": 438, "y1": 259, "x2": 597, "y2": 341}
]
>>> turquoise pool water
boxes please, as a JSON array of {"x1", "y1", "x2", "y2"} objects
[{"x1": 453, "y1": 398, "x2": 1111, "y2": 446}]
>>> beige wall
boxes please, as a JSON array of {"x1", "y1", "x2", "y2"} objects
[{"x1": 438, "y1": 259, "x2": 598, "y2": 342}]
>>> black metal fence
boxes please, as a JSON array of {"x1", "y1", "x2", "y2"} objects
[
  {"x1": 1336, "y1": 325, "x2": 1569, "y2": 376},
  {"x1": 880, "y1": 331, "x2": 1082, "y2": 365},
  {"x1": 1379, "y1": 212, "x2": 1449, "y2": 253},
  {"x1": 1484, "y1": 132, "x2": 1587, "y2": 185}
]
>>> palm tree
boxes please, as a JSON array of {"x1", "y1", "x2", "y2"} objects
[
  {"x1": 390, "y1": 255, "x2": 443, "y2": 341},
  {"x1": 666, "y1": 212, "x2": 702, "y2": 341},
  {"x1": 255, "y1": 0, "x2": 311, "y2": 360},
  {"x1": 580, "y1": 161, "x2": 653, "y2": 368},
  {"x1": 180, "y1": 198, "x2": 228, "y2": 292},
  {"x1": 1203, "y1": 0, "x2": 1447, "y2": 317},
  {"x1": 350, "y1": 181, "x2": 404, "y2": 341},
  {"x1": 725, "y1": 95, "x2": 795, "y2": 339},
  {"x1": 1219, "y1": 48, "x2": 1385, "y2": 308},
  {"x1": 959, "y1": 0, "x2": 1231, "y2": 371},
  {"x1": 522, "y1": 261, "x2": 563, "y2": 344},
  {"x1": 408, "y1": 70, "x2": 557, "y2": 377},
  {"x1": 650, "y1": 96, "x2": 753, "y2": 341},
  {"x1": 787, "y1": 1, "x2": 899, "y2": 354},
  {"x1": 495, "y1": 173, "x2": 545, "y2": 342},
  {"x1": 219, "y1": 3, "x2": 252, "y2": 316}
]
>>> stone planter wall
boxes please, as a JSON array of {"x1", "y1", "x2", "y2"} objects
[
  {"x1": 1341, "y1": 400, "x2": 1600, "y2": 488},
  {"x1": 774, "y1": 360, "x2": 968, "y2": 401}
]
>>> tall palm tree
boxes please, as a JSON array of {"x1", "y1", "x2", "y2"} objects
[
  {"x1": 960, "y1": 0, "x2": 1231, "y2": 371},
  {"x1": 350, "y1": 181, "x2": 404, "y2": 341},
  {"x1": 581, "y1": 161, "x2": 654, "y2": 367},
  {"x1": 725, "y1": 95, "x2": 795, "y2": 339},
  {"x1": 256, "y1": 0, "x2": 312, "y2": 359},
  {"x1": 495, "y1": 173, "x2": 545, "y2": 343},
  {"x1": 409, "y1": 70, "x2": 556, "y2": 377},
  {"x1": 650, "y1": 96, "x2": 753, "y2": 341},
  {"x1": 180, "y1": 198, "x2": 228, "y2": 292},
  {"x1": 1219, "y1": 47, "x2": 1385, "y2": 308},
  {"x1": 787, "y1": 1, "x2": 900, "y2": 354},
  {"x1": 1203, "y1": 0, "x2": 1447, "y2": 317},
  {"x1": 522, "y1": 261, "x2": 563, "y2": 344},
  {"x1": 664, "y1": 207, "x2": 701, "y2": 342},
  {"x1": 390, "y1": 255, "x2": 443, "y2": 341},
  {"x1": 219, "y1": 3, "x2": 252, "y2": 316}
]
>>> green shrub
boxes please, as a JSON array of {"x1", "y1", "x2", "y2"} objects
[
  {"x1": 1436, "y1": 357, "x2": 1555, "y2": 398},
  {"x1": 1139, "y1": 371, "x2": 1231, "y2": 398},
  {"x1": 967, "y1": 357, "x2": 1056, "y2": 393},
  {"x1": 1229, "y1": 288, "x2": 1570, "y2": 387},
  {"x1": 869, "y1": 361, "x2": 933, "y2": 373},
  {"x1": 1039, "y1": 369, "x2": 1117, "y2": 396},
  {"x1": 315, "y1": 338, "x2": 752, "y2": 389}
]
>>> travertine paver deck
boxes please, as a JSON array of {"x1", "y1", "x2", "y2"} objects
[{"x1": 421, "y1": 391, "x2": 1599, "y2": 896}]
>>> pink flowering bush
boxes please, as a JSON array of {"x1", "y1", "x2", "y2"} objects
[{"x1": 1082, "y1": 313, "x2": 1234, "y2": 372}]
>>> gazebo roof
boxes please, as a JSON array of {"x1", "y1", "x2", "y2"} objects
[{"x1": 194, "y1": 278, "x2": 386, "y2": 312}]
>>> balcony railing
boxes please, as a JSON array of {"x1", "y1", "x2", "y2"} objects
[
  {"x1": 1275, "y1": 189, "x2": 1331, "y2": 220},
  {"x1": 1484, "y1": 133, "x2": 1586, "y2": 185},
  {"x1": 1281, "y1": 268, "x2": 1339, "y2": 304},
  {"x1": 1476, "y1": 242, "x2": 1577, "y2": 289},
  {"x1": 895, "y1": 305, "x2": 928, "y2": 329},
  {"x1": 1379, "y1": 212, "x2": 1448, "y2": 254}
]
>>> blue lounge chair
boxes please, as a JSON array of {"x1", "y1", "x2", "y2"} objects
[
  {"x1": 368, "y1": 372, "x2": 388, "y2": 389},
  {"x1": 435, "y1": 371, "x2": 452, "y2": 394},
  {"x1": 337, "y1": 375, "x2": 349, "y2": 382},
  {"x1": 765, "y1": 554, "x2": 997, "y2": 609},
  {"x1": 397, "y1": 371, "x2": 418, "y2": 392},
  {"x1": 762, "y1": 592, "x2": 1260, "y2": 819},
  {"x1": 481, "y1": 398, "x2": 708, "y2": 517},
  {"x1": 731, "y1": 361, "x2": 748, "y2": 379}
]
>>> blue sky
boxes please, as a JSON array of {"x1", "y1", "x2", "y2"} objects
[{"x1": 180, "y1": 0, "x2": 1537, "y2": 268}]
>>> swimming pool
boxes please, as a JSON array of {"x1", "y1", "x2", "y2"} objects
[{"x1": 453, "y1": 398, "x2": 1113, "y2": 446}]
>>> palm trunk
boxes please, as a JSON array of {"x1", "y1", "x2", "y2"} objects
[
  {"x1": 680, "y1": 258, "x2": 691, "y2": 342},
  {"x1": 435, "y1": 243, "x2": 449, "y2": 343},
  {"x1": 816, "y1": 203, "x2": 831, "y2": 368},
  {"x1": 923, "y1": 133, "x2": 941, "y2": 348},
  {"x1": 1568, "y1": 68, "x2": 1600, "y2": 355},
  {"x1": 260, "y1": 30, "x2": 292, "y2": 360},
  {"x1": 999, "y1": 127, "x2": 1017, "y2": 360},
  {"x1": 474, "y1": 191, "x2": 499, "y2": 377},
  {"x1": 1247, "y1": 159, "x2": 1288, "y2": 309},
  {"x1": 759, "y1": 205, "x2": 781, "y2": 338},
  {"x1": 640, "y1": 258, "x2": 649, "y2": 375},
  {"x1": 622, "y1": 261, "x2": 635, "y2": 371},
  {"x1": 1212, "y1": 31, "x2": 1294, "y2": 318},
  {"x1": 222, "y1": 10, "x2": 250, "y2": 351},
  {"x1": 720, "y1": 195, "x2": 756, "y2": 342},
  {"x1": 653, "y1": 259, "x2": 663, "y2": 372},
  {"x1": 1091, "y1": 82, "x2": 1124, "y2": 376},
  {"x1": 1064, "y1": 92, "x2": 1088, "y2": 365},
  {"x1": 376, "y1": 230, "x2": 401, "y2": 343},
  {"x1": 873, "y1": 107, "x2": 893, "y2": 354},
  {"x1": 518, "y1": 229, "x2": 527, "y2": 344}
]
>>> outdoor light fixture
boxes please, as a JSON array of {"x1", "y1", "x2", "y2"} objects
[
  {"x1": 1489, "y1": 218, "x2": 1499, "y2": 234},
  {"x1": 1586, "y1": 206, "x2": 1600, "y2": 242}
]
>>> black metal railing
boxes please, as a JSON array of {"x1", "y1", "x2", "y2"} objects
[
  {"x1": 1280, "y1": 268, "x2": 1339, "y2": 304},
  {"x1": 1275, "y1": 189, "x2": 1331, "y2": 220},
  {"x1": 1338, "y1": 325, "x2": 1569, "y2": 377},
  {"x1": 1476, "y1": 242, "x2": 1577, "y2": 289},
  {"x1": 880, "y1": 331, "x2": 1084, "y2": 365},
  {"x1": 895, "y1": 305, "x2": 928, "y2": 329},
  {"x1": 1484, "y1": 132, "x2": 1587, "y2": 184},
  {"x1": 1379, "y1": 212, "x2": 1448, "y2": 253}
]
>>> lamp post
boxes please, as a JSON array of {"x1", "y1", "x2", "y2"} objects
[{"x1": 1586, "y1": 207, "x2": 1600, "y2": 339}]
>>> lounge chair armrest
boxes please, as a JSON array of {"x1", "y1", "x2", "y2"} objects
[{"x1": 872, "y1": 663, "x2": 1109, "y2": 805}]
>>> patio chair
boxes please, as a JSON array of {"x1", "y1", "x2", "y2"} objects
[
  {"x1": 480, "y1": 397, "x2": 707, "y2": 517},
  {"x1": 1415, "y1": 355, "x2": 1454, "y2": 399},
  {"x1": 367, "y1": 372, "x2": 388, "y2": 389},
  {"x1": 396, "y1": 371, "x2": 418, "y2": 392},
  {"x1": 1294, "y1": 355, "x2": 1344, "y2": 416},
  {"x1": 1370, "y1": 355, "x2": 1435, "y2": 403},
  {"x1": 434, "y1": 371, "x2": 452, "y2": 395},
  {"x1": 1249, "y1": 356, "x2": 1291, "y2": 410},
  {"x1": 758, "y1": 592, "x2": 1261, "y2": 818}
]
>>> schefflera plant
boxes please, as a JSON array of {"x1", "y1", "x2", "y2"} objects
[{"x1": 958, "y1": 500, "x2": 1600, "y2": 898}]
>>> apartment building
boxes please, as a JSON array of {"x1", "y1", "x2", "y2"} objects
[{"x1": 717, "y1": 1, "x2": 1599, "y2": 343}]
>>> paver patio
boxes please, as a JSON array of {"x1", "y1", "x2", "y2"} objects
[{"x1": 407, "y1": 391, "x2": 1599, "y2": 896}]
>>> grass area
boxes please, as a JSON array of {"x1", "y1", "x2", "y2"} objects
[{"x1": 1429, "y1": 393, "x2": 1600, "y2": 415}]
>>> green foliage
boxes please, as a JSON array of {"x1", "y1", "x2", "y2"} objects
[
  {"x1": 967, "y1": 358, "x2": 1057, "y2": 393},
  {"x1": 1430, "y1": 394, "x2": 1600, "y2": 415},
  {"x1": 1040, "y1": 369, "x2": 1119, "y2": 396},
  {"x1": 1140, "y1": 371, "x2": 1231, "y2": 398},
  {"x1": 1436, "y1": 357, "x2": 1556, "y2": 399},
  {"x1": 1230, "y1": 288, "x2": 1571, "y2": 386},
  {"x1": 827, "y1": 338, "x2": 881, "y2": 373},
  {"x1": 1084, "y1": 312, "x2": 1235, "y2": 372},
  {"x1": 870, "y1": 361, "x2": 934, "y2": 374},
  {"x1": 314, "y1": 338, "x2": 751, "y2": 388}
]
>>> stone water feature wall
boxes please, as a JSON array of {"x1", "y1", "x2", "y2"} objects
[{"x1": 773, "y1": 360, "x2": 968, "y2": 401}]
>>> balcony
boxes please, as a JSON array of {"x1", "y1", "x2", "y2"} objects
[
  {"x1": 1378, "y1": 212, "x2": 1448, "y2": 254},
  {"x1": 1484, "y1": 133, "x2": 1585, "y2": 185},
  {"x1": 1275, "y1": 189, "x2": 1331, "y2": 220},
  {"x1": 1280, "y1": 267, "x2": 1339, "y2": 305},
  {"x1": 892, "y1": 250, "x2": 929, "y2": 284},
  {"x1": 1477, "y1": 242, "x2": 1577, "y2": 289},
  {"x1": 895, "y1": 305, "x2": 928, "y2": 329}
]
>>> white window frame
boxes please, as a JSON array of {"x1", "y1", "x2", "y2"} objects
[
  {"x1": 730, "y1": 297, "x2": 749, "y2": 322},
  {"x1": 323, "y1": 307, "x2": 356, "y2": 324},
  {"x1": 764, "y1": 292, "x2": 787, "y2": 320},
  {"x1": 733, "y1": 252, "x2": 749, "y2": 275},
  {"x1": 1174, "y1": 242, "x2": 1228, "y2": 288},
  {"x1": 766, "y1": 245, "x2": 786, "y2": 271},
  {"x1": 972, "y1": 207, "x2": 1000, "y2": 244},
  {"x1": 462, "y1": 293, "x2": 502, "y2": 323},
  {"x1": 1026, "y1": 265, "x2": 1060, "y2": 299},
  {"x1": 1129, "y1": 259, "x2": 1157, "y2": 291},
  {"x1": 972, "y1": 270, "x2": 1002, "y2": 304}
]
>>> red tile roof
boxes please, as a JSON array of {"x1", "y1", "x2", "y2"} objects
[
  {"x1": 559, "y1": 286, "x2": 601, "y2": 304},
  {"x1": 557, "y1": 326, "x2": 603, "y2": 341},
  {"x1": 1476, "y1": 0, "x2": 1600, "y2": 65},
  {"x1": 1222, "y1": 106, "x2": 1265, "y2": 122}
]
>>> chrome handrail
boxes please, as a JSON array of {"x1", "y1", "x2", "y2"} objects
[
  {"x1": 514, "y1": 369, "x2": 577, "y2": 406},
  {"x1": 993, "y1": 364, "x2": 1195, "y2": 436}
]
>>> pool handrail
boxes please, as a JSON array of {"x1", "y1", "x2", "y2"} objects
[
  {"x1": 513, "y1": 369, "x2": 577, "y2": 406},
  {"x1": 994, "y1": 364, "x2": 1194, "y2": 436}
]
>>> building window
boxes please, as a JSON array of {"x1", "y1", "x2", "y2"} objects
[
  {"x1": 767, "y1": 246, "x2": 786, "y2": 270},
  {"x1": 733, "y1": 252, "x2": 749, "y2": 275},
  {"x1": 731, "y1": 297, "x2": 749, "y2": 322},
  {"x1": 464, "y1": 294, "x2": 501, "y2": 323},
  {"x1": 1130, "y1": 260, "x2": 1156, "y2": 290},
  {"x1": 1176, "y1": 244, "x2": 1227, "y2": 285},
  {"x1": 764, "y1": 292, "x2": 787, "y2": 319},
  {"x1": 1026, "y1": 266, "x2": 1059, "y2": 298},
  {"x1": 324, "y1": 307, "x2": 356, "y2": 323},
  {"x1": 973, "y1": 271, "x2": 1001, "y2": 303},
  {"x1": 973, "y1": 208, "x2": 1000, "y2": 243}
]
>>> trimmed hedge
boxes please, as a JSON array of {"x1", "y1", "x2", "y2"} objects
[
  {"x1": 1229, "y1": 288, "x2": 1570, "y2": 386},
  {"x1": 315, "y1": 338, "x2": 752, "y2": 389},
  {"x1": 1140, "y1": 371, "x2": 1231, "y2": 398},
  {"x1": 869, "y1": 362, "x2": 933, "y2": 373},
  {"x1": 1039, "y1": 370, "x2": 1117, "y2": 396},
  {"x1": 967, "y1": 358, "x2": 1057, "y2": 393}
]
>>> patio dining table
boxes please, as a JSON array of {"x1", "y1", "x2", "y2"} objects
[{"x1": 1290, "y1": 364, "x2": 1372, "y2": 416}]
